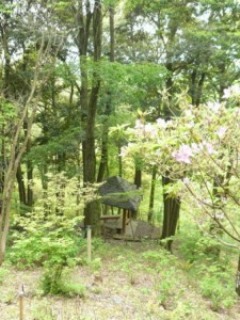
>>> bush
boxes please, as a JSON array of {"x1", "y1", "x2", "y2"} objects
[
  {"x1": 199, "y1": 264, "x2": 237, "y2": 310},
  {"x1": 0, "y1": 265, "x2": 9, "y2": 285},
  {"x1": 7, "y1": 213, "x2": 86, "y2": 297},
  {"x1": 41, "y1": 263, "x2": 86, "y2": 297},
  {"x1": 8, "y1": 214, "x2": 83, "y2": 268}
]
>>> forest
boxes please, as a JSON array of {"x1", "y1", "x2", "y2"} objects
[{"x1": 1, "y1": 0, "x2": 240, "y2": 319}]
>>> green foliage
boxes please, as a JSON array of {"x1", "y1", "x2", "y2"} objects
[
  {"x1": 158, "y1": 266, "x2": 179, "y2": 306},
  {"x1": 0, "y1": 2, "x2": 13, "y2": 14},
  {"x1": 142, "y1": 250, "x2": 180, "y2": 306},
  {"x1": 8, "y1": 212, "x2": 86, "y2": 297},
  {"x1": 0, "y1": 288, "x2": 15, "y2": 305},
  {"x1": 199, "y1": 266, "x2": 237, "y2": 310},
  {"x1": 41, "y1": 263, "x2": 86, "y2": 297},
  {"x1": 142, "y1": 249, "x2": 177, "y2": 268},
  {"x1": 31, "y1": 299, "x2": 56, "y2": 320},
  {"x1": 8, "y1": 213, "x2": 83, "y2": 269},
  {"x1": 177, "y1": 229, "x2": 207, "y2": 263},
  {"x1": 177, "y1": 224, "x2": 237, "y2": 310},
  {"x1": 0, "y1": 98, "x2": 17, "y2": 126},
  {"x1": 0, "y1": 265, "x2": 9, "y2": 285}
]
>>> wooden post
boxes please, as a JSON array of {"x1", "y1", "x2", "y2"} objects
[
  {"x1": 19, "y1": 285, "x2": 24, "y2": 320},
  {"x1": 236, "y1": 254, "x2": 240, "y2": 296},
  {"x1": 87, "y1": 225, "x2": 92, "y2": 262},
  {"x1": 122, "y1": 209, "x2": 127, "y2": 235}
]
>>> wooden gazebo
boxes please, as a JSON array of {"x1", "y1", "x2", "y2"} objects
[{"x1": 99, "y1": 176, "x2": 141, "y2": 235}]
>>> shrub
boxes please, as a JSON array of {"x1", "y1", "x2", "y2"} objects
[
  {"x1": 7, "y1": 213, "x2": 86, "y2": 297},
  {"x1": 8, "y1": 214, "x2": 83, "y2": 268},
  {"x1": 199, "y1": 264, "x2": 237, "y2": 310}
]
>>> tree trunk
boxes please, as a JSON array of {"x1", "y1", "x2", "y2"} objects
[
  {"x1": 27, "y1": 162, "x2": 33, "y2": 207},
  {"x1": 23, "y1": 118, "x2": 34, "y2": 208},
  {"x1": 161, "y1": 176, "x2": 180, "y2": 251},
  {"x1": 131, "y1": 166, "x2": 142, "y2": 219},
  {"x1": 77, "y1": 0, "x2": 102, "y2": 235},
  {"x1": 55, "y1": 153, "x2": 66, "y2": 216},
  {"x1": 118, "y1": 145, "x2": 123, "y2": 177},
  {"x1": 40, "y1": 163, "x2": 49, "y2": 218},
  {"x1": 97, "y1": 129, "x2": 109, "y2": 182},
  {"x1": 236, "y1": 254, "x2": 240, "y2": 296},
  {"x1": 148, "y1": 165, "x2": 157, "y2": 223},
  {"x1": 0, "y1": 133, "x2": 5, "y2": 196},
  {"x1": 134, "y1": 167, "x2": 142, "y2": 189},
  {"x1": 16, "y1": 165, "x2": 27, "y2": 206},
  {"x1": 190, "y1": 66, "x2": 206, "y2": 106},
  {"x1": 97, "y1": 6, "x2": 115, "y2": 183}
]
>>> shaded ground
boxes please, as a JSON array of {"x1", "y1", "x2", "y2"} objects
[
  {"x1": 102, "y1": 219, "x2": 161, "y2": 240},
  {"x1": 0, "y1": 241, "x2": 240, "y2": 320}
]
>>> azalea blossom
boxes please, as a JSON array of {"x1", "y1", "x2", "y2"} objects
[
  {"x1": 120, "y1": 146, "x2": 128, "y2": 157},
  {"x1": 166, "y1": 120, "x2": 174, "y2": 128},
  {"x1": 182, "y1": 177, "x2": 190, "y2": 185},
  {"x1": 144, "y1": 123, "x2": 157, "y2": 138},
  {"x1": 216, "y1": 126, "x2": 227, "y2": 139},
  {"x1": 156, "y1": 118, "x2": 167, "y2": 128},
  {"x1": 186, "y1": 121, "x2": 195, "y2": 129},
  {"x1": 207, "y1": 101, "x2": 221, "y2": 113},
  {"x1": 191, "y1": 143, "x2": 201, "y2": 154},
  {"x1": 223, "y1": 83, "x2": 240, "y2": 99},
  {"x1": 172, "y1": 144, "x2": 193, "y2": 164},
  {"x1": 184, "y1": 110, "x2": 192, "y2": 117},
  {"x1": 135, "y1": 119, "x2": 145, "y2": 130},
  {"x1": 201, "y1": 141, "x2": 215, "y2": 155}
]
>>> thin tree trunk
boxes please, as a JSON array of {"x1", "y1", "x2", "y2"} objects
[
  {"x1": 23, "y1": 118, "x2": 34, "y2": 208},
  {"x1": 118, "y1": 145, "x2": 123, "y2": 177},
  {"x1": 132, "y1": 166, "x2": 142, "y2": 219},
  {"x1": 236, "y1": 254, "x2": 240, "y2": 296},
  {"x1": 40, "y1": 163, "x2": 49, "y2": 218},
  {"x1": 161, "y1": 176, "x2": 180, "y2": 251},
  {"x1": 97, "y1": 131, "x2": 109, "y2": 182},
  {"x1": 55, "y1": 153, "x2": 66, "y2": 216},
  {"x1": 27, "y1": 161, "x2": 33, "y2": 206},
  {"x1": 134, "y1": 167, "x2": 142, "y2": 189},
  {"x1": 148, "y1": 165, "x2": 157, "y2": 223},
  {"x1": 76, "y1": 148, "x2": 82, "y2": 216},
  {"x1": 26, "y1": 138, "x2": 33, "y2": 208},
  {"x1": 16, "y1": 165, "x2": 27, "y2": 206}
]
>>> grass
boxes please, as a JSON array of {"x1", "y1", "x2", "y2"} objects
[{"x1": 0, "y1": 239, "x2": 240, "y2": 320}]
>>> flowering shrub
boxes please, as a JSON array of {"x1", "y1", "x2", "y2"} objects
[{"x1": 121, "y1": 83, "x2": 240, "y2": 243}]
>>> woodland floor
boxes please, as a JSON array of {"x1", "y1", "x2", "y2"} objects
[{"x1": 0, "y1": 240, "x2": 240, "y2": 320}]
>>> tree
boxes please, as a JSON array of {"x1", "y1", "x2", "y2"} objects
[
  {"x1": 121, "y1": 0, "x2": 240, "y2": 244},
  {"x1": 0, "y1": 0, "x2": 66, "y2": 264}
]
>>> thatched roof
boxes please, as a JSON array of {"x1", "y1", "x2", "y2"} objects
[{"x1": 99, "y1": 176, "x2": 141, "y2": 211}]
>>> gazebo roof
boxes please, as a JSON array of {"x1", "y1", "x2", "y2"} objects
[{"x1": 99, "y1": 176, "x2": 141, "y2": 211}]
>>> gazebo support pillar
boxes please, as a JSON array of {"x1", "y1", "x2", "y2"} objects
[{"x1": 122, "y1": 209, "x2": 127, "y2": 234}]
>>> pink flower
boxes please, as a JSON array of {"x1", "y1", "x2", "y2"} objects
[
  {"x1": 172, "y1": 144, "x2": 193, "y2": 164},
  {"x1": 207, "y1": 101, "x2": 221, "y2": 113},
  {"x1": 201, "y1": 142, "x2": 215, "y2": 155},
  {"x1": 191, "y1": 143, "x2": 200, "y2": 154},
  {"x1": 120, "y1": 146, "x2": 128, "y2": 157},
  {"x1": 135, "y1": 119, "x2": 145, "y2": 130},
  {"x1": 184, "y1": 109, "x2": 193, "y2": 117},
  {"x1": 144, "y1": 123, "x2": 157, "y2": 138},
  {"x1": 216, "y1": 126, "x2": 227, "y2": 139},
  {"x1": 156, "y1": 118, "x2": 167, "y2": 128},
  {"x1": 183, "y1": 177, "x2": 190, "y2": 185},
  {"x1": 223, "y1": 84, "x2": 240, "y2": 99}
]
